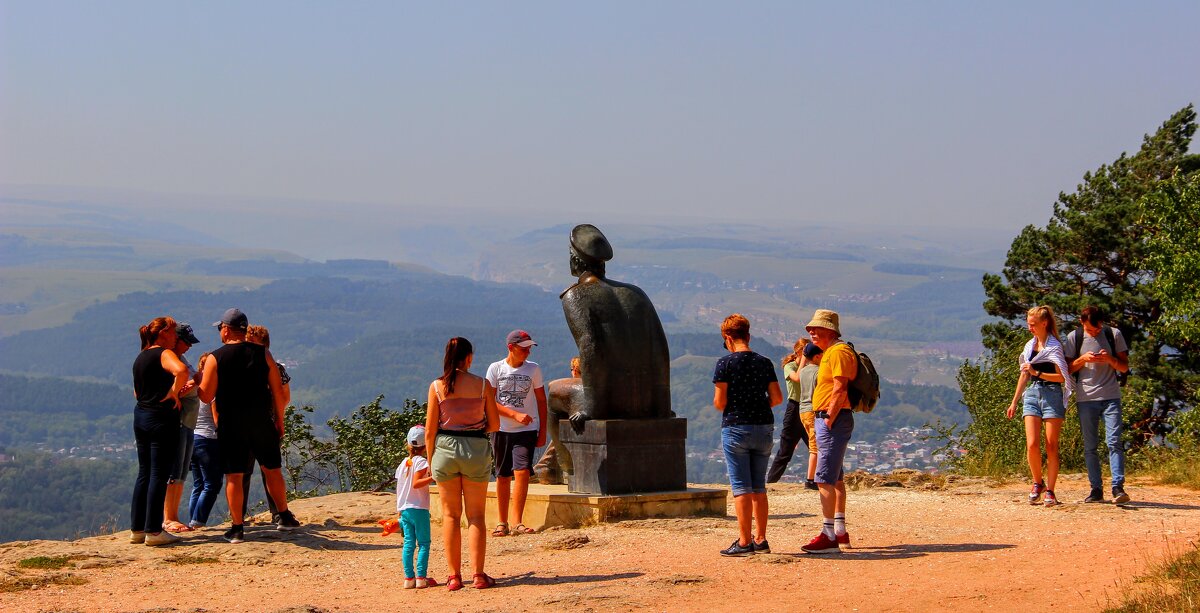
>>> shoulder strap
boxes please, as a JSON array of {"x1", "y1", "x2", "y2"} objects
[
  {"x1": 1103, "y1": 326, "x2": 1117, "y2": 353},
  {"x1": 434, "y1": 380, "x2": 445, "y2": 402},
  {"x1": 1073, "y1": 328, "x2": 1084, "y2": 357}
]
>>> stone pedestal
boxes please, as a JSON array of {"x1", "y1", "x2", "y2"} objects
[
  {"x1": 559, "y1": 417, "x2": 687, "y2": 495},
  {"x1": 430, "y1": 484, "x2": 726, "y2": 529}
]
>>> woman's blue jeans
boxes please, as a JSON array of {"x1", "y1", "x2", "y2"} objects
[{"x1": 189, "y1": 436, "x2": 224, "y2": 526}]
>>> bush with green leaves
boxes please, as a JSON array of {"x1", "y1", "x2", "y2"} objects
[{"x1": 281, "y1": 395, "x2": 426, "y2": 497}]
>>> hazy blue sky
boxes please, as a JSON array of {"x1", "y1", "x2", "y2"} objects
[{"x1": 2, "y1": 1, "x2": 1198, "y2": 231}]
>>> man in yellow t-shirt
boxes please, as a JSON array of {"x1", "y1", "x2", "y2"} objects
[{"x1": 801, "y1": 309, "x2": 857, "y2": 554}]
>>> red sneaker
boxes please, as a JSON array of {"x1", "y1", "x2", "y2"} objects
[
  {"x1": 836, "y1": 532, "x2": 851, "y2": 548},
  {"x1": 1028, "y1": 481, "x2": 1045, "y2": 505},
  {"x1": 801, "y1": 532, "x2": 841, "y2": 554}
]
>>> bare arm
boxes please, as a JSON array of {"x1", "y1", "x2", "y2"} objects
[
  {"x1": 713, "y1": 382, "x2": 728, "y2": 411},
  {"x1": 1007, "y1": 371, "x2": 1030, "y2": 419},
  {"x1": 160, "y1": 349, "x2": 188, "y2": 409},
  {"x1": 412, "y1": 465, "x2": 434, "y2": 490},
  {"x1": 198, "y1": 355, "x2": 218, "y2": 404},
  {"x1": 425, "y1": 382, "x2": 440, "y2": 457},
  {"x1": 1108, "y1": 350, "x2": 1130, "y2": 373},
  {"x1": 265, "y1": 349, "x2": 286, "y2": 436},
  {"x1": 767, "y1": 381, "x2": 783, "y2": 408},
  {"x1": 483, "y1": 382, "x2": 501, "y2": 433}
]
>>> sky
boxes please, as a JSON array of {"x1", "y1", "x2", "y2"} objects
[{"x1": 2, "y1": 1, "x2": 1198, "y2": 237}]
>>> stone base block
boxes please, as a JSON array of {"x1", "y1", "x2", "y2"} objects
[
  {"x1": 430, "y1": 483, "x2": 726, "y2": 530},
  {"x1": 559, "y1": 417, "x2": 687, "y2": 495}
]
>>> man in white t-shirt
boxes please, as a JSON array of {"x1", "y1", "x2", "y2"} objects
[{"x1": 485, "y1": 329, "x2": 548, "y2": 535}]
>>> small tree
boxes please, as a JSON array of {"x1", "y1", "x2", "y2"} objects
[
  {"x1": 327, "y1": 395, "x2": 426, "y2": 492},
  {"x1": 281, "y1": 396, "x2": 427, "y2": 497},
  {"x1": 980, "y1": 104, "x2": 1199, "y2": 449},
  {"x1": 280, "y1": 405, "x2": 342, "y2": 499}
]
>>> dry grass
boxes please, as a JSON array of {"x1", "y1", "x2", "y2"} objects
[
  {"x1": 846, "y1": 468, "x2": 949, "y2": 490},
  {"x1": 164, "y1": 554, "x2": 220, "y2": 565},
  {"x1": 0, "y1": 573, "x2": 88, "y2": 593},
  {"x1": 1135, "y1": 446, "x2": 1200, "y2": 491},
  {"x1": 1106, "y1": 544, "x2": 1200, "y2": 612}
]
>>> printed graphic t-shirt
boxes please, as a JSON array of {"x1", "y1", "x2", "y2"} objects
[
  {"x1": 395, "y1": 455, "x2": 430, "y2": 511},
  {"x1": 712, "y1": 350, "x2": 778, "y2": 428},
  {"x1": 486, "y1": 359, "x2": 543, "y2": 433}
]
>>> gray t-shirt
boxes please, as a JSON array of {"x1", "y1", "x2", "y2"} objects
[
  {"x1": 178, "y1": 354, "x2": 201, "y2": 429},
  {"x1": 1064, "y1": 327, "x2": 1128, "y2": 402},
  {"x1": 797, "y1": 363, "x2": 820, "y2": 414}
]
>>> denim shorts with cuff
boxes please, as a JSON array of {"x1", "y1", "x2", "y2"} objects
[{"x1": 722, "y1": 424, "x2": 773, "y2": 496}]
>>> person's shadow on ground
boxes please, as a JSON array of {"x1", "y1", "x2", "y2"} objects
[
  {"x1": 1109, "y1": 500, "x2": 1200, "y2": 511},
  {"x1": 771, "y1": 542, "x2": 1015, "y2": 561},
  {"x1": 500, "y1": 571, "x2": 644, "y2": 588}
]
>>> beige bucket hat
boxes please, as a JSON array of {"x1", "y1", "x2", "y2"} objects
[{"x1": 805, "y1": 309, "x2": 841, "y2": 336}]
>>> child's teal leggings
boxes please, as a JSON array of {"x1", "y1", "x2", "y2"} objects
[{"x1": 400, "y1": 508, "x2": 431, "y2": 578}]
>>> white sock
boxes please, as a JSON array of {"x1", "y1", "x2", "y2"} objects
[
  {"x1": 834, "y1": 513, "x2": 846, "y2": 536},
  {"x1": 822, "y1": 519, "x2": 836, "y2": 539}
]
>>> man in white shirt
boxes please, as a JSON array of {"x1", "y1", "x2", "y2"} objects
[{"x1": 486, "y1": 329, "x2": 548, "y2": 535}]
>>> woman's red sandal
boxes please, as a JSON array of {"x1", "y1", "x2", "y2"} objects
[
  {"x1": 473, "y1": 573, "x2": 496, "y2": 589},
  {"x1": 446, "y1": 574, "x2": 463, "y2": 591}
]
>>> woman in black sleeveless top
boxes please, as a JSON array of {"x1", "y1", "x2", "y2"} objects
[{"x1": 130, "y1": 316, "x2": 190, "y2": 546}]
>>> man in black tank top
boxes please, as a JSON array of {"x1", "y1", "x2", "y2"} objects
[{"x1": 198, "y1": 308, "x2": 301, "y2": 542}]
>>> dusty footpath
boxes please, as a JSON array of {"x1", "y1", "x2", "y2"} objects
[{"x1": 2, "y1": 474, "x2": 1198, "y2": 612}]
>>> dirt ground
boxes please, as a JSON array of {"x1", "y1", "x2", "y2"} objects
[{"x1": 3, "y1": 474, "x2": 1198, "y2": 612}]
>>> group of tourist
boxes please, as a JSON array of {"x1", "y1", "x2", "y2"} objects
[
  {"x1": 130, "y1": 308, "x2": 300, "y2": 547},
  {"x1": 133, "y1": 299, "x2": 1131, "y2": 579},
  {"x1": 712, "y1": 309, "x2": 857, "y2": 556},
  {"x1": 709, "y1": 302, "x2": 1132, "y2": 560},
  {"x1": 1008, "y1": 305, "x2": 1131, "y2": 507}
]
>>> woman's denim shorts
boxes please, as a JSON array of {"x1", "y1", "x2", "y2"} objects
[
  {"x1": 1022, "y1": 382, "x2": 1066, "y2": 420},
  {"x1": 722, "y1": 424, "x2": 774, "y2": 496}
]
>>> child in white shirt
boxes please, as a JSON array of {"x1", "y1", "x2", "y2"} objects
[{"x1": 395, "y1": 425, "x2": 434, "y2": 588}]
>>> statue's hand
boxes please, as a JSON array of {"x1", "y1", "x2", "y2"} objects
[{"x1": 568, "y1": 412, "x2": 589, "y2": 433}]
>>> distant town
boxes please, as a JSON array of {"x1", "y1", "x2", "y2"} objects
[{"x1": 691, "y1": 426, "x2": 957, "y2": 481}]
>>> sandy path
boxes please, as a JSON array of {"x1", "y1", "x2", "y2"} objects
[{"x1": 3, "y1": 474, "x2": 1198, "y2": 612}]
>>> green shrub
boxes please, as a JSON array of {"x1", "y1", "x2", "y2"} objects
[{"x1": 281, "y1": 395, "x2": 425, "y2": 497}]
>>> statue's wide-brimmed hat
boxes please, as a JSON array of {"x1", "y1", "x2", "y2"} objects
[
  {"x1": 805, "y1": 309, "x2": 841, "y2": 336},
  {"x1": 570, "y1": 224, "x2": 613, "y2": 263}
]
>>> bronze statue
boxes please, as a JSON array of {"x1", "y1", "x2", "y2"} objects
[
  {"x1": 556, "y1": 224, "x2": 673, "y2": 426},
  {"x1": 537, "y1": 225, "x2": 674, "y2": 485}
]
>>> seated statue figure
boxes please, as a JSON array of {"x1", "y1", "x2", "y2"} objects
[{"x1": 554, "y1": 224, "x2": 673, "y2": 427}]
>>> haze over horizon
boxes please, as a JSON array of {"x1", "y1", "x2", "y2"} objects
[{"x1": 3, "y1": 2, "x2": 1198, "y2": 257}]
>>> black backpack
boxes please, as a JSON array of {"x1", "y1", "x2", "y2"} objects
[
  {"x1": 1072, "y1": 326, "x2": 1129, "y2": 386},
  {"x1": 845, "y1": 342, "x2": 881, "y2": 413}
]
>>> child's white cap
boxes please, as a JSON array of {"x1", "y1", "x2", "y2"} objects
[{"x1": 407, "y1": 425, "x2": 426, "y2": 447}]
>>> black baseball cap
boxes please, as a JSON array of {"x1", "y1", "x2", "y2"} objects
[{"x1": 176, "y1": 323, "x2": 201, "y2": 345}]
